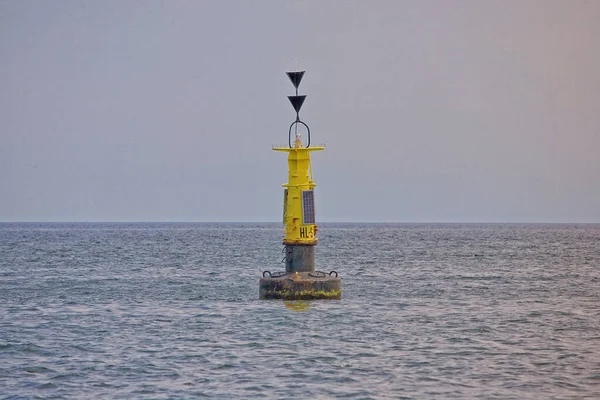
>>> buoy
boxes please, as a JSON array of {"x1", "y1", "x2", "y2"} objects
[{"x1": 259, "y1": 71, "x2": 341, "y2": 300}]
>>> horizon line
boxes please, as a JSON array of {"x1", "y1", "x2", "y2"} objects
[{"x1": 1, "y1": 220, "x2": 599, "y2": 225}]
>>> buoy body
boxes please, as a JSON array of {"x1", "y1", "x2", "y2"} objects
[{"x1": 259, "y1": 141, "x2": 341, "y2": 300}]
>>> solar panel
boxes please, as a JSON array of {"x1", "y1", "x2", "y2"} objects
[
  {"x1": 283, "y1": 189, "x2": 288, "y2": 223},
  {"x1": 302, "y1": 190, "x2": 315, "y2": 224}
]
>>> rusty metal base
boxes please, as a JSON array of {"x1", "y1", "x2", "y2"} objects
[{"x1": 259, "y1": 272, "x2": 341, "y2": 300}]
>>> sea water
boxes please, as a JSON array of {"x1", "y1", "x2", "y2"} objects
[{"x1": 1, "y1": 223, "x2": 599, "y2": 398}]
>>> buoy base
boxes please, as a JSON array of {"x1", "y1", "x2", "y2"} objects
[{"x1": 259, "y1": 272, "x2": 341, "y2": 300}]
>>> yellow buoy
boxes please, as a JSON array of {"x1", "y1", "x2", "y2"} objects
[{"x1": 259, "y1": 70, "x2": 341, "y2": 300}]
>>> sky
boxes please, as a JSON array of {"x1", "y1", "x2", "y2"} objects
[{"x1": 1, "y1": 0, "x2": 599, "y2": 223}]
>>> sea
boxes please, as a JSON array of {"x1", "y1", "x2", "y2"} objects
[{"x1": 1, "y1": 222, "x2": 599, "y2": 399}]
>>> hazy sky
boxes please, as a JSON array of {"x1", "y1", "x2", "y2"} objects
[{"x1": 1, "y1": 1, "x2": 599, "y2": 222}]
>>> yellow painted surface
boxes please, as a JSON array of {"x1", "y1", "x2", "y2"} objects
[{"x1": 273, "y1": 138, "x2": 324, "y2": 244}]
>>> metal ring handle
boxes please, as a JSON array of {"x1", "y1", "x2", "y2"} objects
[
  {"x1": 288, "y1": 120, "x2": 311, "y2": 148},
  {"x1": 329, "y1": 271, "x2": 338, "y2": 277}
]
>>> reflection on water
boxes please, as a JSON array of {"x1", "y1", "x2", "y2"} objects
[{"x1": 283, "y1": 300, "x2": 311, "y2": 312}]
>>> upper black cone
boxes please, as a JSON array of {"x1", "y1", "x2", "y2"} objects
[{"x1": 286, "y1": 71, "x2": 305, "y2": 89}]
